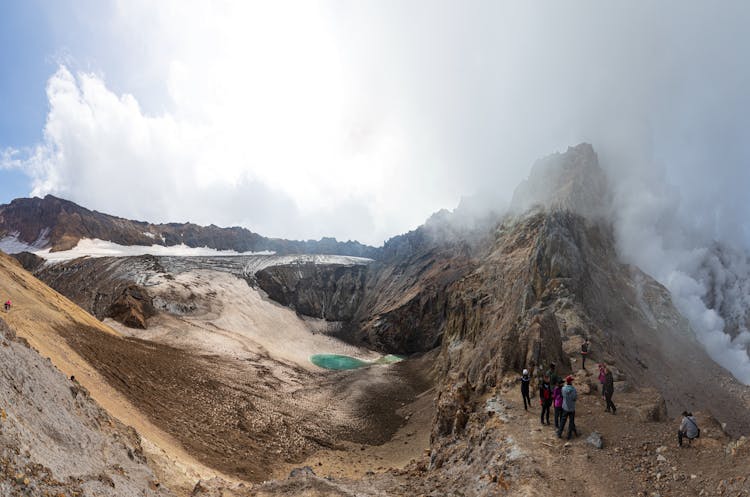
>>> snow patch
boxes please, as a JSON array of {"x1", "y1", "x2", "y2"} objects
[
  {"x1": 31, "y1": 238, "x2": 275, "y2": 261},
  {"x1": 0, "y1": 230, "x2": 50, "y2": 254}
]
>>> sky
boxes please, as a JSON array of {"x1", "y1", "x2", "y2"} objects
[
  {"x1": 1, "y1": 1, "x2": 750, "y2": 382},
  {"x1": 0, "y1": 1, "x2": 749, "y2": 248}
]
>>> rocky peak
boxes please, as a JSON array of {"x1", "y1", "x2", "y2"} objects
[{"x1": 511, "y1": 143, "x2": 611, "y2": 220}]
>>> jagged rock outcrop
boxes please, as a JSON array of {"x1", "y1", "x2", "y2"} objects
[
  {"x1": 255, "y1": 263, "x2": 368, "y2": 321},
  {"x1": 511, "y1": 143, "x2": 610, "y2": 220},
  {"x1": 0, "y1": 194, "x2": 379, "y2": 257},
  {"x1": 107, "y1": 284, "x2": 156, "y2": 328},
  {"x1": 0, "y1": 318, "x2": 171, "y2": 496}
]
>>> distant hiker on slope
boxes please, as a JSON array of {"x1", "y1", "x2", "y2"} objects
[
  {"x1": 553, "y1": 377, "x2": 564, "y2": 429},
  {"x1": 557, "y1": 375, "x2": 579, "y2": 439},
  {"x1": 545, "y1": 362, "x2": 560, "y2": 388},
  {"x1": 603, "y1": 365, "x2": 617, "y2": 414},
  {"x1": 580, "y1": 339, "x2": 590, "y2": 369},
  {"x1": 678, "y1": 411, "x2": 700, "y2": 447},
  {"x1": 520, "y1": 369, "x2": 531, "y2": 411},
  {"x1": 598, "y1": 363, "x2": 606, "y2": 398},
  {"x1": 3, "y1": 300, "x2": 10, "y2": 312},
  {"x1": 539, "y1": 375, "x2": 552, "y2": 425}
]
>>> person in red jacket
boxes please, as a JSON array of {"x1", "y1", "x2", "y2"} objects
[{"x1": 539, "y1": 375, "x2": 552, "y2": 425}]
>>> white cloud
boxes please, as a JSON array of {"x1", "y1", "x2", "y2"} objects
[
  {"x1": 13, "y1": 1, "x2": 748, "y2": 247},
  {"x1": 8, "y1": 1, "x2": 459, "y2": 245}
]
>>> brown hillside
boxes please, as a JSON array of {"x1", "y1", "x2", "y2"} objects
[{"x1": 0, "y1": 252, "x2": 241, "y2": 493}]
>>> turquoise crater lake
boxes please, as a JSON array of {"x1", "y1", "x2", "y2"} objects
[{"x1": 310, "y1": 354, "x2": 403, "y2": 370}]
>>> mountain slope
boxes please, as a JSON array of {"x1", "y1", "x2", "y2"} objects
[
  {"x1": 0, "y1": 276, "x2": 172, "y2": 495},
  {"x1": 0, "y1": 252, "x2": 242, "y2": 493},
  {"x1": 0, "y1": 194, "x2": 379, "y2": 257}
]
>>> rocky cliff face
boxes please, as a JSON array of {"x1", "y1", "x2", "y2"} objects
[
  {"x1": 0, "y1": 195, "x2": 379, "y2": 258},
  {"x1": 255, "y1": 263, "x2": 368, "y2": 321},
  {"x1": 34, "y1": 255, "x2": 160, "y2": 329}
]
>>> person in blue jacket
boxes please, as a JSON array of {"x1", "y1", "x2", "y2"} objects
[{"x1": 557, "y1": 375, "x2": 579, "y2": 439}]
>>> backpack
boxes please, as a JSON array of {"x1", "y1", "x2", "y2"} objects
[{"x1": 687, "y1": 417, "x2": 700, "y2": 438}]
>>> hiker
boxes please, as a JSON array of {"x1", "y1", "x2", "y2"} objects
[
  {"x1": 598, "y1": 363, "x2": 606, "y2": 397},
  {"x1": 552, "y1": 377, "x2": 564, "y2": 429},
  {"x1": 520, "y1": 369, "x2": 531, "y2": 410},
  {"x1": 557, "y1": 375, "x2": 579, "y2": 439},
  {"x1": 580, "y1": 339, "x2": 590, "y2": 369},
  {"x1": 603, "y1": 365, "x2": 616, "y2": 414},
  {"x1": 3, "y1": 300, "x2": 10, "y2": 312},
  {"x1": 539, "y1": 375, "x2": 552, "y2": 425},
  {"x1": 545, "y1": 363, "x2": 560, "y2": 388},
  {"x1": 678, "y1": 411, "x2": 700, "y2": 447}
]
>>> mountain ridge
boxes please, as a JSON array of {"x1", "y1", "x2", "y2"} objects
[{"x1": 0, "y1": 194, "x2": 380, "y2": 258}]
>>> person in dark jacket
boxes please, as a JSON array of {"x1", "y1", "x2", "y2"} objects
[
  {"x1": 539, "y1": 375, "x2": 552, "y2": 425},
  {"x1": 557, "y1": 375, "x2": 579, "y2": 439},
  {"x1": 580, "y1": 339, "x2": 590, "y2": 369},
  {"x1": 597, "y1": 363, "x2": 606, "y2": 397},
  {"x1": 545, "y1": 363, "x2": 560, "y2": 388},
  {"x1": 520, "y1": 369, "x2": 531, "y2": 410},
  {"x1": 603, "y1": 366, "x2": 617, "y2": 414}
]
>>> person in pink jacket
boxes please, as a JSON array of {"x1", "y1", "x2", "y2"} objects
[{"x1": 552, "y1": 377, "x2": 564, "y2": 429}]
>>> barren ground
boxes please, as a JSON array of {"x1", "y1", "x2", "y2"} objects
[{"x1": 1, "y1": 254, "x2": 433, "y2": 495}]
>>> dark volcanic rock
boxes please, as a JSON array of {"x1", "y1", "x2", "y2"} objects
[
  {"x1": 255, "y1": 262, "x2": 368, "y2": 321},
  {"x1": 10, "y1": 251, "x2": 46, "y2": 272},
  {"x1": 352, "y1": 242, "x2": 475, "y2": 354},
  {"x1": 34, "y1": 256, "x2": 160, "y2": 329}
]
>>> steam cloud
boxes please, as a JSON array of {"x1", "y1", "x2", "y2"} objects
[{"x1": 610, "y1": 166, "x2": 750, "y2": 385}]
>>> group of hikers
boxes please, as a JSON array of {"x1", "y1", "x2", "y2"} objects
[
  {"x1": 521, "y1": 362, "x2": 614, "y2": 440},
  {"x1": 520, "y1": 338, "x2": 699, "y2": 447}
]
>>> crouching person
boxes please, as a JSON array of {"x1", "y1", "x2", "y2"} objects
[{"x1": 678, "y1": 411, "x2": 700, "y2": 447}]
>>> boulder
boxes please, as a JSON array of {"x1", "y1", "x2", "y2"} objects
[
  {"x1": 289, "y1": 466, "x2": 316, "y2": 478},
  {"x1": 586, "y1": 431, "x2": 603, "y2": 449}
]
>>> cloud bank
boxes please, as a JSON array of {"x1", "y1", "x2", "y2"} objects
[{"x1": 4, "y1": 1, "x2": 750, "y2": 247}]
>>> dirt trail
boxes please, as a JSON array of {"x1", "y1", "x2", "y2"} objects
[{"x1": 490, "y1": 373, "x2": 750, "y2": 497}]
